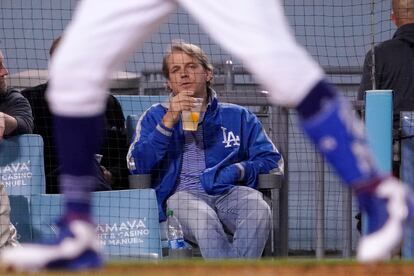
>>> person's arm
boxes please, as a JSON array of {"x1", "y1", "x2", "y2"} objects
[
  {"x1": 236, "y1": 112, "x2": 283, "y2": 188},
  {"x1": 0, "y1": 112, "x2": 18, "y2": 139},
  {"x1": 100, "y1": 95, "x2": 128, "y2": 189},
  {"x1": 128, "y1": 92, "x2": 197, "y2": 174},
  {"x1": 161, "y1": 92, "x2": 196, "y2": 129},
  {"x1": 1, "y1": 91, "x2": 34, "y2": 138},
  {"x1": 127, "y1": 105, "x2": 175, "y2": 174},
  {"x1": 358, "y1": 50, "x2": 375, "y2": 102},
  {"x1": 214, "y1": 111, "x2": 283, "y2": 189}
]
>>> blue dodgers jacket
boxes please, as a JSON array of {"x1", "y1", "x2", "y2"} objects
[{"x1": 127, "y1": 90, "x2": 284, "y2": 221}]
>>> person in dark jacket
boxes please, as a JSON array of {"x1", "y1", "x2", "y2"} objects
[
  {"x1": 128, "y1": 42, "x2": 283, "y2": 259},
  {"x1": 21, "y1": 37, "x2": 128, "y2": 193},
  {"x1": 359, "y1": 0, "x2": 414, "y2": 177},
  {"x1": 0, "y1": 48, "x2": 34, "y2": 249},
  {"x1": 0, "y1": 51, "x2": 33, "y2": 140}
]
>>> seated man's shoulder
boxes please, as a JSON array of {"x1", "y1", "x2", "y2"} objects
[
  {"x1": 147, "y1": 102, "x2": 167, "y2": 114},
  {"x1": 376, "y1": 38, "x2": 408, "y2": 54},
  {"x1": 4, "y1": 88, "x2": 29, "y2": 101},
  {"x1": 218, "y1": 102, "x2": 253, "y2": 116},
  {"x1": 3, "y1": 87, "x2": 18, "y2": 96},
  {"x1": 218, "y1": 102, "x2": 246, "y2": 111}
]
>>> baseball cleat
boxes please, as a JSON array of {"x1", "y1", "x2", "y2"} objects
[
  {"x1": 0, "y1": 220, "x2": 103, "y2": 271},
  {"x1": 357, "y1": 177, "x2": 414, "y2": 263}
]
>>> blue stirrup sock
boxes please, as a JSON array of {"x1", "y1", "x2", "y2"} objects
[
  {"x1": 53, "y1": 114, "x2": 104, "y2": 222},
  {"x1": 296, "y1": 80, "x2": 382, "y2": 191}
]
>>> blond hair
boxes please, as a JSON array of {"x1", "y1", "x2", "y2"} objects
[{"x1": 162, "y1": 40, "x2": 213, "y2": 87}]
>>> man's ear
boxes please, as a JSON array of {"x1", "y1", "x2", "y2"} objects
[
  {"x1": 391, "y1": 11, "x2": 396, "y2": 25},
  {"x1": 206, "y1": 70, "x2": 213, "y2": 82}
]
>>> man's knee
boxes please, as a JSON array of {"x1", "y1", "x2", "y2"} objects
[
  {"x1": 243, "y1": 189, "x2": 271, "y2": 227},
  {"x1": 167, "y1": 191, "x2": 216, "y2": 223}
]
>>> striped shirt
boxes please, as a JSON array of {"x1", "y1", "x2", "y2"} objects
[{"x1": 175, "y1": 124, "x2": 206, "y2": 193}]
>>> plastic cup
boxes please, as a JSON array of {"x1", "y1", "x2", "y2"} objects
[{"x1": 182, "y1": 98, "x2": 203, "y2": 131}]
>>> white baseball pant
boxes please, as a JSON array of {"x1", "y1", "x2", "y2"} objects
[{"x1": 47, "y1": 0, "x2": 324, "y2": 116}]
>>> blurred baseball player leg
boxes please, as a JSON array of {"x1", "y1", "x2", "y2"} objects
[
  {"x1": 178, "y1": 0, "x2": 414, "y2": 262},
  {"x1": 0, "y1": 0, "x2": 176, "y2": 271}
]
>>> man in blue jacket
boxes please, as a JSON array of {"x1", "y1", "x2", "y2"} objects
[{"x1": 127, "y1": 41, "x2": 284, "y2": 258}]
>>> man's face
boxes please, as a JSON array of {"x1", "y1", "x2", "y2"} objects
[
  {"x1": 166, "y1": 51, "x2": 211, "y2": 98},
  {"x1": 0, "y1": 51, "x2": 8, "y2": 93}
]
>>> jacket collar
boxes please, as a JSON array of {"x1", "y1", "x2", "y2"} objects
[{"x1": 394, "y1": 23, "x2": 414, "y2": 45}]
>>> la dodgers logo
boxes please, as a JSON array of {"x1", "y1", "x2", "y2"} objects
[{"x1": 221, "y1": 127, "x2": 240, "y2": 148}]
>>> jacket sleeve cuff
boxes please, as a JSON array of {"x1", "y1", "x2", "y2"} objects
[
  {"x1": 234, "y1": 163, "x2": 245, "y2": 182},
  {"x1": 156, "y1": 122, "x2": 173, "y2": 137}
]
